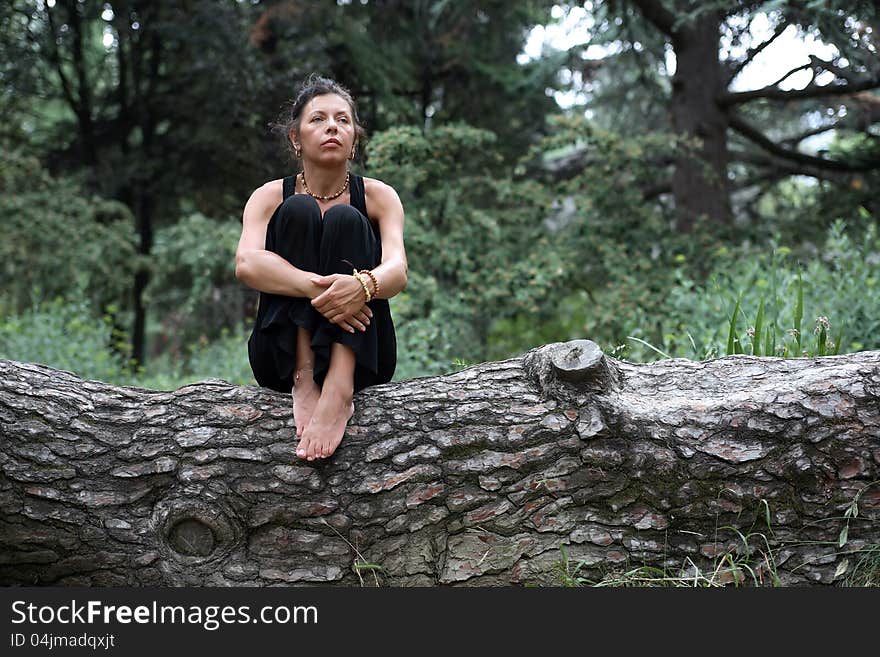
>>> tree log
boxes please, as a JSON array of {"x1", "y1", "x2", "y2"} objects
[{"x1": 1, "y1": 341, "x2": 879, "y2": 586}]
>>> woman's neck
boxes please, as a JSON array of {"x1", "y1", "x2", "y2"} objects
[{"x1": 299, "y1": 163, "x2": 350, "y2": 197}]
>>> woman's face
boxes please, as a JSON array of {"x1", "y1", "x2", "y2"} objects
[{"x1": 291, "y1": 93, "x2": 356, "y2": 165}]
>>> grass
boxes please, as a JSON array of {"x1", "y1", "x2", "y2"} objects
[
  {"x1": 627, "y1": 272, "x2": 843, "y2": 361},
  {"x1": 320, "y1": 518, "x2": 385, "y2": 587},
  {"x1": 842, "y1": 546, "x2": 880, "y2": 586},
  {"x1": 555, "y1": 491, "x2": 880, "y2": 587},
  {"x1": 723, "y1": 270, "x2": 842, "y2": 358},
  {"x1": 557, "y1": 528, "x2": 780, "y2": 588}
]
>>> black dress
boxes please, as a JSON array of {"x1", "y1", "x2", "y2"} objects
[{"x1": 247, "y1": 173, "x2": 397, "y2": 393}]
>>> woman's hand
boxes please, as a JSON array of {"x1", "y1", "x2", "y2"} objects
[{"x1": 310, "y1": 274, "x2": 373, "y2": 333}]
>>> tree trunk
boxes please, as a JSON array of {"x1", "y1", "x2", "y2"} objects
[
  {"x1": 670, "y1": 9, "x2": 731, "y2": 231},
  {"x1": 1, "y1": 341, "x2": 878, "y2": 586},
  {"x1": 131, "y1": 191, "x2": 152, "y2": 367}
]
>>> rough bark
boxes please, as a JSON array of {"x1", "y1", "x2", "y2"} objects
[{"x1": 1, "y1": 341, "x2": 879, "y2": 587}]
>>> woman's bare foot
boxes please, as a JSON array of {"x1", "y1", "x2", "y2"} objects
[
  {"x1": 297, "y1": 383, "x2": 354, "y2": 461},
  {"x1": 293, "y1": 369, "x2": 321, "y2": 445}
]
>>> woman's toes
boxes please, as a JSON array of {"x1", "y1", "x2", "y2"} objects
[{"x1": 296, "y1": 434, "x2": 310, "y2": 459}]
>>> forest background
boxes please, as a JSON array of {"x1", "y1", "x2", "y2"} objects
[{"x1": 1, "y1": 0, "x2": 878, "y2": 391}]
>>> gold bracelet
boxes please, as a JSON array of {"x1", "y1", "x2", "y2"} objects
[
  {"x1": 359, "y1": 269, "x2": 380, "y2": 299},
  {"x1": 352, "y1": 271, "x2": 371, "y2": 302}
]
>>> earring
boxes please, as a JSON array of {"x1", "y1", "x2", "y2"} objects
[
  {"x1": 294, "y1": 144, "x2": 302, "y2": 158},
  {"x1": 349, "y1": 146, "x2": 356, "y2": 161}
]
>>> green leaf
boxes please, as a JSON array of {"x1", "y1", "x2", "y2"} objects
[
  {"x1": 753, "y1": 297, "x2": 764, "y2": 356},
  {"x1": 727, "y1": 291, "x2": 743, "y2": 356},
  {"x1": 833, "y1": 327, "x2": 843, "y2": 356},
  {"x1": 760, "y1": 499, "x2": 772, "y2": 532},
  {"x1": 838, "y1": 525, "x2": 848, "y2": 548},
  {"x1": 794, "y1": 272, "x2": 803, "y2": 354}
]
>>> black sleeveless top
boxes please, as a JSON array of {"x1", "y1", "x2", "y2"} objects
[{"x1": 282, "y1": 173, "x2": 375, "y2": 227}]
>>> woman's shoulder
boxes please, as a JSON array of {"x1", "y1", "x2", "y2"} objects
[
  {"x1": 362, "y1": 176, "x2": 401, "y2": 206},
  {"x1": 242, "y1": 178, "x2": 285, "y2": 223},
  {"x1": 256, "y1": 177, "x2": 285, "y2": 199},
  {"x1": 250, "y1": 177, "x2": 286, "y2": 206}
]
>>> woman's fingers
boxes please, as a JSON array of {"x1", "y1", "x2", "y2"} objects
[
  {"x1": 335, "y1": 316, "x2": 364, "y2": 332},
  {"x1": 320, "y1": 303, "x2": 373, "y2": 332},
  {"x1": 324, "y1": 308, "x2": 356, "y2": 333}
]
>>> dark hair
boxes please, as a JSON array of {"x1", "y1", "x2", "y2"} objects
[{"x1": 269, "y1": 73, "x2": 366, "y2": 162}]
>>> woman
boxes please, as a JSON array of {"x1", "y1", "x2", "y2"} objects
[{"x1": 235, "y1": 74, "x2": 407, "y2": 462}]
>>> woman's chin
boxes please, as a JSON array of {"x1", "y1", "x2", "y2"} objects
[{"x1": 308, "y1": 152, "x2": 349, "y2": 167}]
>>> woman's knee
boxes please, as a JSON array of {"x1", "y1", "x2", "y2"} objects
[
  {"x1": 276, "y1": 195, "x2": 322, "y2": 233},
  {"x1": 323, "y1": 204, "x2": 368, "y2": 233},
  {"x1": 319, "y1": 205, "x2": 378, "y2": 271}
]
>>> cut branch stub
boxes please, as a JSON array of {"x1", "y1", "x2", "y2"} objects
[
  {"x1": 550, "y1": 340, "x2": 606, "y2": 383},
  {"x1": 523, "y1": 339, "x2": 619, "y2": 399}
]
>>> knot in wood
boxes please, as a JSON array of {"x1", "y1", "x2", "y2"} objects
[
  {"x1": 168, "y1": 518, "x2": 214, "y2": 556},
  {"x1": 154, "y1": 497, "x2": 240, "y2": 564}
]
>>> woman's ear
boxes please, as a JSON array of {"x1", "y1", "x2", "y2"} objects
[{"x1": 289, "y1": 128, "x2": 301, "y2": 157}]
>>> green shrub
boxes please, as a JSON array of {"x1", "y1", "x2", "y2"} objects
[
  {"x1": 622, "y1": 218, "x2": 880, "y2": 361},
  {"x1": 368, "y1": 123, "x2": 567, "y2": 375},
  {"x1": 123, "y1": 323, "x2": 254, "y2": 391},
  {"x1": 0, "y1": 149, "x2": 137, "y2": 318},
  {"x1": 145, "y1": 212, "x2": 246, "y2": 352},
  {"x1": 0, "y1": 293, "x2": 130, "y2": 383}
]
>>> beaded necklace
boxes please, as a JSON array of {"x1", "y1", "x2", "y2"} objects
[{"x1": 300, "y1": 171, "x2": 350, "y2": 201}]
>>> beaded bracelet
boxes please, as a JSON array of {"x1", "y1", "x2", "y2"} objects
[
  {"x1": 359, "y1": 269, "x2": 380, "y2": 299},
  {"x1": 352, "y1": 271, "x2": 372, "y2": 302}
]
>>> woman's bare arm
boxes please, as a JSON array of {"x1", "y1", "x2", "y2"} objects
[
  {"x1": 364, "y1": 179, "x2": 408, "y2": 299},
  {"x1": 234, "y1": 182, "x2": 323, "y2": 299}
]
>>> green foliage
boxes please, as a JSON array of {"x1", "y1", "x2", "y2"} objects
[
  {"x1": 389, "y1": 273, "x2": 478, "y2": 380},
  {"x1": 369, "y1": 123, "x2": 567, "y2": 373},
  {"x1": 184, "y1": 325, "x2": 254, "y2": 386},
  {"x1": 0, "y1": 149, "x2": 138, "y2": 318},
  {"x1": 3, "y1": 0, "x2": 269, "y2": 218},
  {"x1": 260, "y1": 0, "x2": 559, "y2": 159},
  {"x1": 145, "y1": 212, "x2": 244, "y2": 350},
  {"x1": 123, "y1": 324, "x2": 254, "y2": 391},
  {"x1": 0, "y1": 293, "x2": 130, "y2": 383},
  {"x1": 3, "y1": 0, "x2": 878, "y2": 388},
  {"x1": 0, "y1": 284, "x2": 254, "y2": 391},
  {"x1": 620, "y1": 218, "x2": 880, "y2": 362},
  {"x1": 540, "y1": 114, "x2": 702, "y2": 252},
  {"x1": 487, "y1": 114, "x2": 698, "y2": 360}
]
